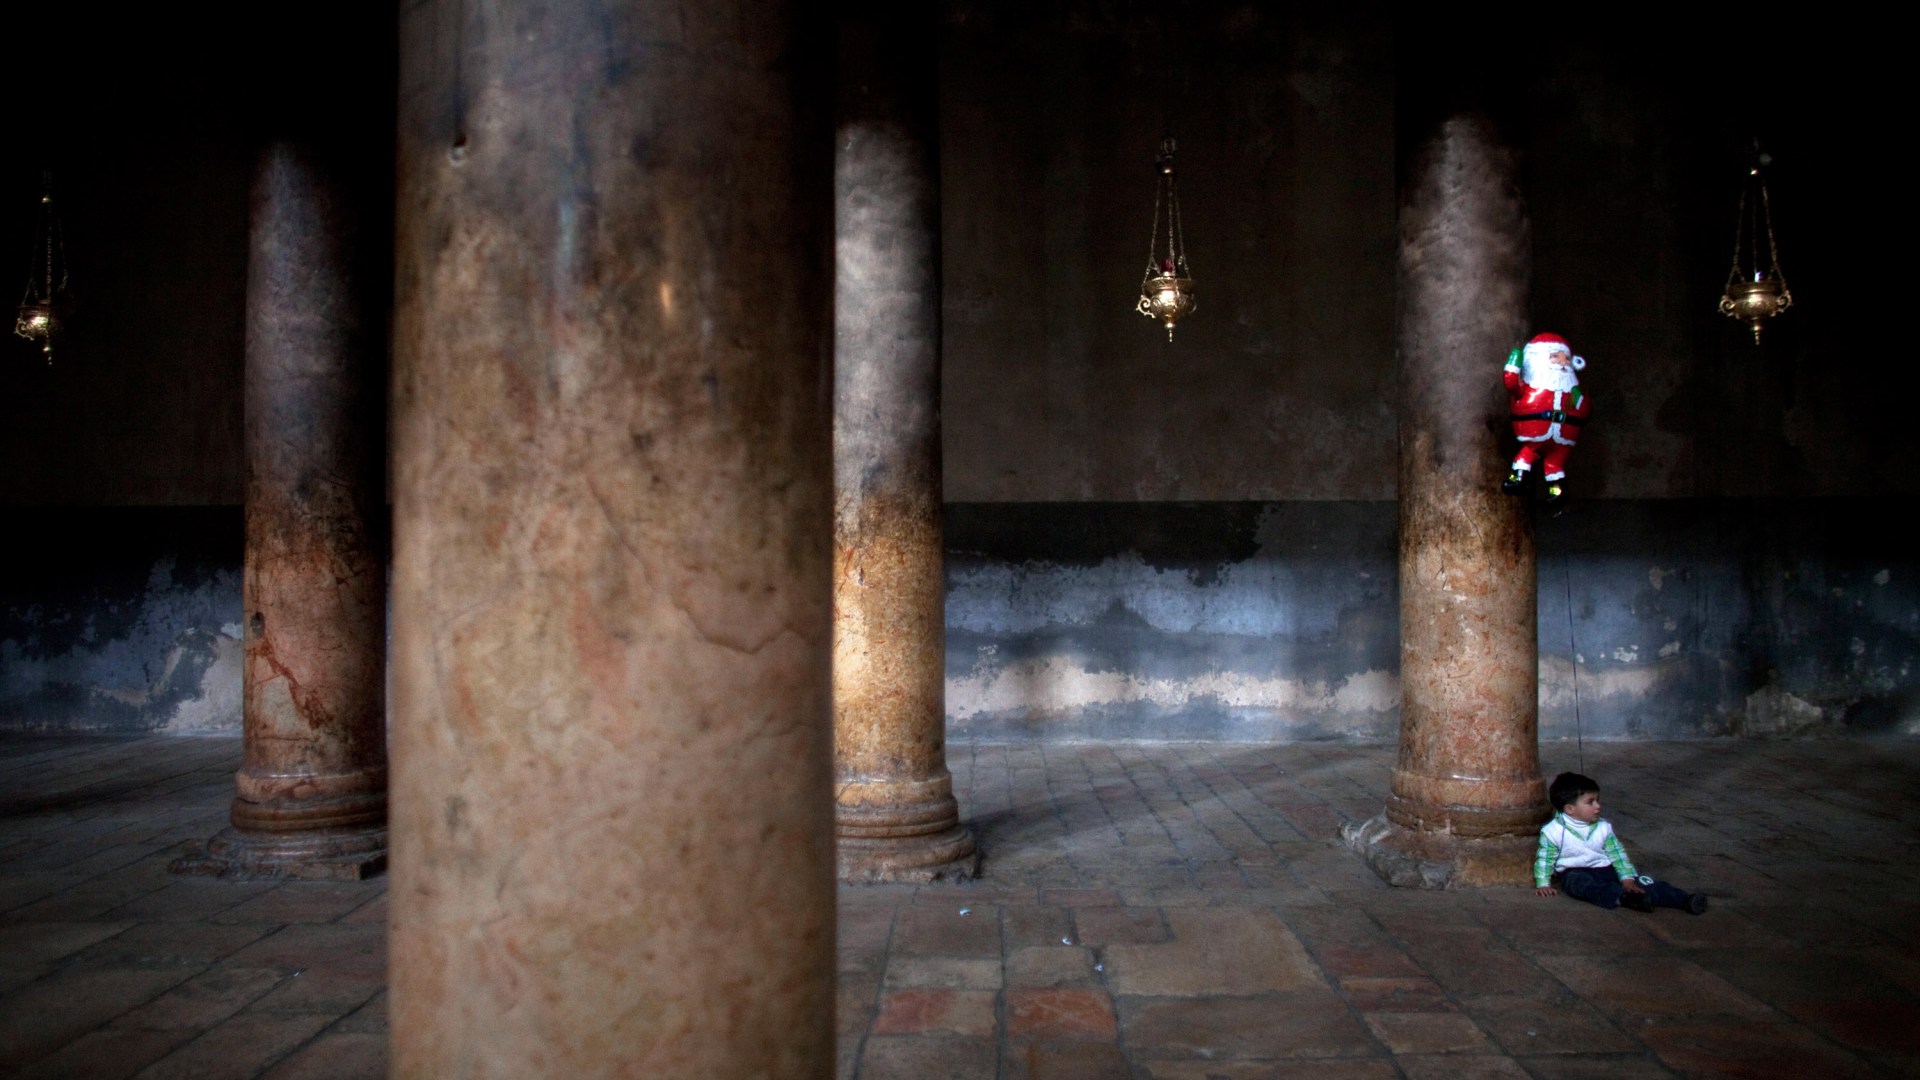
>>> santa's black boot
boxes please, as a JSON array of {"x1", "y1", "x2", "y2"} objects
[
  {"x1": 1543, "y1": 479, "x2": 1567, "y2": 507},
  {"x1": 1501, "y1": 467, "x2": 1528, "y2": 495}
]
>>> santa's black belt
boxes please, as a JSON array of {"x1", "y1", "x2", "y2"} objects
[{"x1": 1513, "y1": 411, "x2": 1582, "y2": 423}]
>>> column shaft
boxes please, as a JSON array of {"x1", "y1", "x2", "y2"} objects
[
  {"x1": 389, "y1": 2, "x2": 834, "y2": 1075},
  {"x1": 833, "y1": 5, "x2": 976, "y2": 883},
  {"x1": 174, "y1": 139, "x2": 388, "y2": 881},
  {"x1": 1348, "y1": 62, "x2": 1547, "y2": 887}
]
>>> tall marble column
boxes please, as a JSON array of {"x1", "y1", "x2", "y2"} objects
[
  {"x1": 1346, "y1": 51, "x2": 1547, "y2": 888},
  {"x1": 173, "y1": 138, "x2": 389, "y2": 881},
  {"x1": 833, "y1": 5, "x2": 976, "y2": 884},
  {"x1": 388, "y1": 2, "x2": 834, "y2": 1075}
]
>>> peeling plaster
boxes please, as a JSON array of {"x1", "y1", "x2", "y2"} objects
[{"x1": 949, "y1": 657, "x2": 1398, "y2": 721}]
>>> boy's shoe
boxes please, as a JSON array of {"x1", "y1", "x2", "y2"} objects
[
  {"x1": 1620, "y1": 891, "x2": 1655, "y2": 913},
  {"x1": 1687, "y1": 893, "x2": 1708, "y2": 915}
]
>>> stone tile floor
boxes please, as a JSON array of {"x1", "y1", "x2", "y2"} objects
[{"x1": 3, "y1": 735, "x2": 1918, "y2": 1078}]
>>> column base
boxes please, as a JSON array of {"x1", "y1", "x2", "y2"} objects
[
  {"x1": 1343, "y1": 813, "x2": 1536, "y2": 889},
  {"x1": 837, "y1": 825, "x2": 978, "y2": 884},
  {"x1": 170, "y1": 825, "x2": 387, "y2": 882}
]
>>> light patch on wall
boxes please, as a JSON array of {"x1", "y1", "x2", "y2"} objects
[
  {"x1": 1539, "y1": 654, "x2": 1674, "y2": 709},
  {"x1": 948, "y1": 656, "x2": 1398, "y2": 720},
  {"x1": 1648, "y1": 566, "x2": 1674, "y2": 591}
]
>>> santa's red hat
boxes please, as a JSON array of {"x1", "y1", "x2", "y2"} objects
[{"x1": 1524, "y1": 332, "x2": 1585, "y2": 371}]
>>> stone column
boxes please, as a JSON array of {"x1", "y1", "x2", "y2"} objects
[
  {"x1": 173, "y1": 139, "x2": 389, "y2": 881},
  {"x1": 1346, "y1": 54, "x2": 1547, "y2": 888},
  {"x1": 388, "y1": 2, "x2": 833, "y2": 1076},
  {"x1": 833, "y1": 5, "x2": 976, "y2": 884}
]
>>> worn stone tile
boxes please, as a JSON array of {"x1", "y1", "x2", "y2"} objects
[
  {"x1": 884, "y1": 956, "x2": 1004, "y2": 990},
  {"x1": 0, "y1": 920, "x2": 135, "y2": 966},
  {"x1": 128, "y1": 1011, "x2": 335, "y2": 1080},
  {"x1": 1457, "y1": 992, "x2": 1638, "y2": 1055},
  {"x1": 1140, "y1": 1063, "x2": 1397, "y2": 1080},
  {"x1": 1105, "y1": 907, "x2": 1325, "y2": 996},
  {"x1": 1, "y1": 1025, "x2": 198, "y2": 1080},
  {"x1": 1002, "y1": 1040, "x2": 1129, "y2": 1080},
  {"x1": 330, "y1": 993, "x2": 387, "y2": 1035},
  {"x1": 70, "y1": 921, "x2": 276, "y2": 969},
  {"x1": 1774, "y1": 998, "x2": 1920, "y2": 1055},
  {"x1": 1393, "y1": 1054, "x2": 1530, "y2": 1078},
  {"x1": 1487, "y1": 902, "x2": 1668, "y2": 957},
  {"x1": 245, "y1": 968, "x2": 384, "y2": 1016},
  {"x1": 0, "y1": 966, "x2": 193, "y2": 1071},
  {"x1": 257, "y1": 1031, "x2": 386, "y2": 1080},
  {"x1": 1070, "y1": 905, "x2": 1166, "y2": 946},
  {"x1": 1400, "y1": 930, "x2": 1562, "y2": 997},
  {"x1": 218, "y1": 923, "x2": 385, "y2": 979},
  {"x1": 871, "y1": 988, "x2": 999, "y2": 1037},
  {"x1": 1510, "y1": 1052, "x2": 1678, "y2": 1078},
  {"x1": 1310, "y1": 943, "x2": 1424, "y2": 979},
  {"x1": 337, "y1": 890, "x2": 389, "y2": 926},
  {"x1": 213, "y1": 882, "x2": 385, "y2": 925},
  {"x1": 892, "y1": 904, "x2": 1002, "y2": 958},
  {"x1": 1338, "y1": 977, "x2": 1453, "y2": 1012},
  {"x1": 103, "y1": 880, "x2": 274, "y2": 922},
  {"x1": 1006, "y1": 946, "x2": 1098, "y2": 988},
  {"x1": 1534, "y1": 956, "x2": 1775, "y2": 1021},
  {"x1": 1120, "y1": 992, "x2": 1370, "y2": 1059},
  {"x1": 1006, "y1": 988, "x2": 1116, "y2": 1041},
  {"x1": 838, "y1": 969, "x2": 880, "y2": 1037},
  {"x1": 858, "y1": 1034, "x2": 999, "y2": 1080},
  {"x1": 1636, "y1": 1017, "x2": 1883, "y2": 1079},
  {"x1": 111, "y1": 966, "x2": 290, "y2": 1031},
  {"x1": 1361, "y1": 1011, "x2": 1490, "y2": 1055},
  {"x1": 1001, "y1": 904, "x2": 1072, "y2": 949}
]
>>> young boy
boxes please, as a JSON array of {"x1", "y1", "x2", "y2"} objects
[{"x1": 1534, "y1": 772, "x2": 1707, "y2": 914}]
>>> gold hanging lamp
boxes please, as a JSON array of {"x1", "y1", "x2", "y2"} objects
[
  {"x1": 1717, "y1": 151, "x2": 1791, "y2": 345},
  {"x1": 15, "y1": 171, "x2": 74, "y2": 363},
  {"x1": 1135, "y1": 137, "x2": 1195, "y2": 342}
]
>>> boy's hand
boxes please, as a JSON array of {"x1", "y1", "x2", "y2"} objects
[
  {"x1": 1620, "y1": 877, "x2": 1646, "y2": 894},
  {"x1": 1536, "y1": 886, "x2": 1557, "y2": 897}
]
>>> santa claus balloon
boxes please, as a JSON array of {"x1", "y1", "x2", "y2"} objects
[{"x1": 1500, "y1": 332, "x2": 1589, "y2": 506}]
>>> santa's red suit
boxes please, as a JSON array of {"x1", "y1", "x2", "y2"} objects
[{"x1": 1505, "y1": 333, "x2": 1588, "y2": 486}]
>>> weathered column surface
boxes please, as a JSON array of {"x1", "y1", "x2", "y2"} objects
[
  {"x1": 1346, "y1": 103, "x2": 1548, "y2": 888},
  {"x1": 833, "y1": 6, "x2": 976, "y2": 884},
  {"x1": 389, "y1": 3, "x2": 833, "y2": 1077},
  {"x1": 173, "y1": 139, "x2": 388, "y2": 881}
]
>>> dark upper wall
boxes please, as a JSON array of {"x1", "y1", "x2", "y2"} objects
[
  {"x1": 0, "y1": 6, "x2": 389, "y2": 507},
  {"x1": 941, "y1": 3, "x2": 1398, "y2": 502},
  {"x1": 939, "y1": 3, "x2": 1911, "y2": 502},
  {"x1": 0, "y1": 5, "x2": 1903, "y2": 506}
]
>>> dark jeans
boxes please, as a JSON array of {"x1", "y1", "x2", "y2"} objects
[{"x1": 1555, "y1": 866, "x2": 1694, "y2": 911}]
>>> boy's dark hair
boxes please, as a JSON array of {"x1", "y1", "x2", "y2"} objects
[{"x1": 1548, "y1": 772, "x2": 1599, "y2": 812}]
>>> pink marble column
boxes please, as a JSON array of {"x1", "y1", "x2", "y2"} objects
[
  {"x1": 388, "y1": 1, "x2": 834, "y2": 1075},
  {"x1": 173, "y1": 138, "x2": 388, "y2": 881},
  {"x1": 1346, "y1": 74, "x2": 1548, "y2": 887},
  {"x1": 833, "y1": 5, "x2": 977, "y2": 884}
]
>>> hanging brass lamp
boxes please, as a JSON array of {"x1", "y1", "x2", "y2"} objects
[
  {"x1": 15, "y1": 171, "x2": 73, "y2": 363},
  {"x1": 1135, "y1": 137, "x2": 1195, "y2": 341},
  {"x1": 1717, "y1": 152, "x2": 1791, "y2": 344}
]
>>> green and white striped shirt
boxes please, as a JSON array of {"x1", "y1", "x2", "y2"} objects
[{"x1": 1534, "y1": 813, "x2": 1637, "y2": 888}]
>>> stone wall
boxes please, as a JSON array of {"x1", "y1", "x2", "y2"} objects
[
  {"x1": 0, "y1": 509, "x2": 242, "y2": 733},
  {"x1": 946, "y1": 500, "x2": 1920, "y2": 742}
]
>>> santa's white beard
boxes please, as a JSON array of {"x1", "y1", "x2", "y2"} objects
[{"x1": 1522, "y1": 359, "x2": 1579, "y2": 393}]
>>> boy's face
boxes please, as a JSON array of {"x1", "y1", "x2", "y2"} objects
[{"x1": 1563, "y1": 791, "x2": 1602, "y2": 823}]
